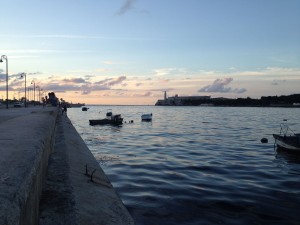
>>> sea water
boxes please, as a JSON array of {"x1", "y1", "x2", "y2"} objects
[{"x1": 68, "y1": 106, "x2": 300, "y2": 225}]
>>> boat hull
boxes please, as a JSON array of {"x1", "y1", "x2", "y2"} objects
[
  {"x1": 141, "y1": 114, "x2": 152, "y2": 121},
  {"x1": 89, "y1": 118, "x2": 123, "y2": 126},
  {"x1": 273, "y1": 134, "x2": 300, "y2": 151}
]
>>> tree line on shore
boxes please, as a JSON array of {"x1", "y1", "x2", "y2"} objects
[{"x1": 180, "y1": 94, "x2": 300, "y2": 107}]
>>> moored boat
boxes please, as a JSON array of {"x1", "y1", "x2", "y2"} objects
[
  {"x1": 273, "y1": 124, "x2": 300, "y2": 152},
  {"x1": 68, "y1": 103, "x2": 85, "y2": 108},
  {"x1": 141, "y1": 113, "x2": 152, "y2": 121},
  {"x1": 89, "y1": 110, "x2": 123, "y2": 126}
]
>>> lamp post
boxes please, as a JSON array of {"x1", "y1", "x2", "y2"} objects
[
  {"x1": 27, "y1": 87, "x2": 31, "y2": 102},
  {"x1": 36, "y1": 86, "x2": 41, "y2": 104},
  {"x1": 40, "y1": 88, "x2": 43, "y2": 103},
  {"x1": 31, "y1": 80, "x2": 35, "y2": 105},
  {"x1": 21, "y1": 73, "x2": 27, "y2": 107},
  {"x1": 0, "y1": 55, "x2": 8, "y2": 109}
]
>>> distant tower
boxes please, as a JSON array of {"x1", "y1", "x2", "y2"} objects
[{"x1": 164, "y1": 91, "x2": 167, "y2": 100}]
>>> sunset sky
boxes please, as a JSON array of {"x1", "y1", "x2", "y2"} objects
[{"x1": 0, "y1": 0, "x2": 299, "y2": 105}]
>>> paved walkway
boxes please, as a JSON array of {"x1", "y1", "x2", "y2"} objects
[{"x1": 0, "y1": 106, "x2": 134, "y2": 225}]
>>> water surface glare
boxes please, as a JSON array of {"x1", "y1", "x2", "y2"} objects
[{"x1": 68, "y1": 106, "x2": 300, "y2": 225}]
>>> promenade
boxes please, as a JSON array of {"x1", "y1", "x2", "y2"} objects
[{"x1": 0, "y1": 106, "x2": 134, "y2": 225}]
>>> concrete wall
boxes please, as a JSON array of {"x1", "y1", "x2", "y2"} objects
[
  {"x1": 0, "y1": 109, "x2": 57, "y2": 225},
  {"x1": 0, "y1": 107, "x2": 134, "y2": 225}
]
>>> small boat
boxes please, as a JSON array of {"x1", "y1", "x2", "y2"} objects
[
  {"x1": 141, "y1": 113, "x2": 152, "y2": 121},
  {"x1": 273, "y1": 124, "x2": 300, "y2": 152},
  {"x1": 82, "y1": 106, "x2": 89, "y2": 111},
  {"x1": 89, "y1": 110, "x2": 123, "y2": 126}
]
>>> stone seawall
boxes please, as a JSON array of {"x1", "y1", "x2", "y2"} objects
[
  {"x1": 0, "y1": 107, "x2": 134, "y2": 225},
  {"x1": 0, "y1": 108, "x2": 57, "y2": 225}
]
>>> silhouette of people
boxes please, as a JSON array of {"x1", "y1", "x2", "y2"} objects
[{"x1": 62, "y1": 104, "x2": 67, "y2": 115}]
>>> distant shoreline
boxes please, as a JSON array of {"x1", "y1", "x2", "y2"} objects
[{"x1": 155, "y1": 94, "x2": 300, "y2": 107}]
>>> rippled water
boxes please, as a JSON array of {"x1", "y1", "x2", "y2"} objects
[{"x1": 68, "y1": 106, "x2": 300, "y2": 225}]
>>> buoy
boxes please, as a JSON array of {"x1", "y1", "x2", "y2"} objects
[{"x1": 261, "y1": 138, "x2": 268, "y2": 143}]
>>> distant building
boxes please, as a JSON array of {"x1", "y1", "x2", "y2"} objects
[{"x1": 155, "y1": 94, "x2": 211, "y2": 106}]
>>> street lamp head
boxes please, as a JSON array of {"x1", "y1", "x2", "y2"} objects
[{"x1": 0, "y1": 55, "x2": 7, "y2": 62}]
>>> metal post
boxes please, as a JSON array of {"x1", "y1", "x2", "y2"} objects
[
  {"x1": 25, "y1": 73, "x2": 26, "y2": 107},
  {"x1": 0, "y1": 55, "x2": 8, "y2": 109},
  {"x1": 36, "y1": 86, "x2": 41, "y2": 104},
  {"x1": 31, "y1": 80, "x2": 35, "y2": 106},
  {"x1": 21, "y1": 73, "x2": 27, "y2": 107}
]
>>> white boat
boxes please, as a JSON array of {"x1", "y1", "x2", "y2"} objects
[
  {"x1": 141, "y1": 113, "x2": 152, "y2": 121},
  {"x1": 273, "y1": 124, "x2": 300, "y2": 152}
]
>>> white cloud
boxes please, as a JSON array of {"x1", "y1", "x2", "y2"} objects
[
  {"x1": 153, "y1": 68, "x2": 187, "y2": 77},
  {"x1": 236, "y1": 67, "x2": 300, "y2": 78},
  {"x1": 271, "y1": 79, "x2": 286, "y2": 86}
]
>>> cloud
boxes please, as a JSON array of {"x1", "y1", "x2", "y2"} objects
[
  {"x1": 94, "y1": 76, "x2": 126, "y2": 87},
  {"x1": 102, "y1": 61, "x2": 115, "y2": 65},
  {"x1": 135, "y1": 82, "x2": 143, "y2": 87},
  {"x1": 92, "y1": 85, "x2": 110, "y2": 91},
  {"x1": 142, "y1": 91, "x2": 152, "y2": 97},
  {"x1": 133, "y1": 91, "x2": 153, "y2": 97},
  {"x1": 198, "y1": 78, "x2": 233, "y2": 93},
  {"x1": 102, "y1": 60, "x2": 123, "y2": 65},
  {"x1": 107, "y1": 76, "x2": 127, "y2": 86},
  {"x1": 198, "y1": 77, "x2": 246, "y2": 94},
  {"x1": 235, "y1": 67, "x2": 300, "y2": 78},
  {"x1": 37, "y1": 76, "x2": 127, "y2": 96},
  {"x1": 62, "y1": 78, "x2": 87, "y2": 84},
  {"x1": 42, "y1": 84, "x2": 77, "y2": 93},
  {"x1": 154, "y1": 68, "x2": 175, "y2": 76},
  {"x1": 148, "y1": 88, "x2": 175, "y2": 92},
  {"x1": 95, "y1": 78, "x2": 114, "y2": 85},
  {"x1": 81, "y1": 90, "x2": 90, "y2": 95},
  {"x1": 28, "y1": 72, "x2": 42, "y2": 75},
  {"x1": 271, "y1": 79, "x2": 286, "y2": 85},
  {"x1": 234, "y1": 88, "x2": 247, "y2": 94},
  {"x1": 117, "y1": 0, "x2": 137, "y2": 15}
]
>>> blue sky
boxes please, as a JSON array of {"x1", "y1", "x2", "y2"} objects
[{"x1": 0, "y1": 0, "x2": 299, "y2": 104}]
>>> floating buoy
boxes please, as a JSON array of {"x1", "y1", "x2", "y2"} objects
[{"x1": 261, "y1": 138, "x2": 268, "y2": 143}]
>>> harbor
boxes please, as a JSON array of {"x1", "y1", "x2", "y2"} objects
[{"x1": 67, "y1": 105, "x2": 300, "y2": 225}]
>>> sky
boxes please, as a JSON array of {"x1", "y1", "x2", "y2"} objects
[{"x1": 0, "y1": 0, "x2": 299, "y2": 105}]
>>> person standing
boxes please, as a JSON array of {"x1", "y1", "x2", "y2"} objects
[{"x1": 62, "y1": 104, "x2": 67, "y2": 115}]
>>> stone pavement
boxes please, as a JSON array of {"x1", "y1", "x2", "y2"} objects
[{"x1": 0, "y1": 106, "x2": 134, "y2": 225}]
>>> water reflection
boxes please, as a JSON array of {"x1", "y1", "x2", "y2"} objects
[{"x1": 275, "y1": 147, "x2": 300, "y2": 164}]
